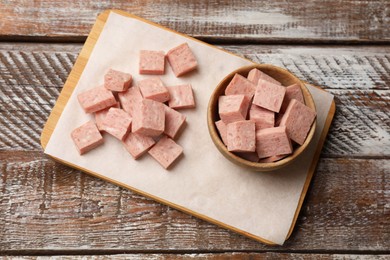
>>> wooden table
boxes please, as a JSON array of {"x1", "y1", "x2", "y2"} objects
[{"x1": 1, "y1": 1, "x2": 389, "y2": 259}]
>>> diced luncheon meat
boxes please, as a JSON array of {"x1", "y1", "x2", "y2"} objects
[
  {"x1": 247, "y1": 68, "x2": 282, "y2": 86},
  {"x1": 164, "y1": 105, "x2": 186, "y2": 139},
  {"x1": 280, "y1": 83, "x2": 305, "y2": 113},
  {"x1": 167, "y1": 84, "x2": 195, "y2": 109},
  {"x1": 166, "y1": 43, "x2": 198, "y2": 77},
  {"x1": 258, "y1": 154, "x2": 288, "y2": 163},
  {"x1": 104, "y1": 69, "x2": 132, "y2": 92},
  {"x1": 132, "y1": 99, "x2": 165, "y2": 137},
  {"x1": 74, "y1": 43, "x2": 201, "y2": 169},
  {"x1": 101, "y1": 108, "x2": 132, "y2": 141},
  {"x1": 218, "y1": 95, "x2": 251, "y2": 124},
  {"x1": 138, "y1": 77, "x2": 170, "y2": 103},
  {"x1": 148, "y1": 136, "x2": 183, "y2": 169},
  {"x1": 255, "y1": 126, "x2": 292, "y2": 158},
  {"x1": 249, "y1": 104, "x2": 274, "y2": 130},
  {"x1": 234, "y1": 152, "x2": 259, "y2": 162},
  {"x1": 253, "y1": 79, "x2": 286, "y2": 113},
  {"x1": 139, "y1": 50, "x2": 165, "y2": 75},
  {"x1": 227, "y1": 120, "x2": 256, "y2": 152},
  {"x1": 280, "y1": 99, "x2": 316, "y2": 145},
  {"x1": 225, "y1": 73, "x2": 256, "y2": 98},
  {"x1": 118, "y1": 86, "x2": 143, "y2": 117},
  {"x1": 77, "y1": 86, "x2": 117, "y2": 113},
  {"x1": 95, "y1": 102, "x2": 120, "y2": 131},
  {"x1": 215, "y1": 120, "x2": 228, "y2": 146},
  {"x1": 216, "y1": 71, "x2": 317, "y2": 164},
  {"x1": 122, "y1": 132, "x2": 156, "y2": 159},
  {"x1": 71, "y1": 120, "x2": 104, "y2": 155}
]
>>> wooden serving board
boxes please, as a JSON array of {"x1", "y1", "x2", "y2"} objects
[{"x1": 41, "y1": 9, "x2": 335, "y2": 245}]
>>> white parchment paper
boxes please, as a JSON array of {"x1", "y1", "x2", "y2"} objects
[{"x1": 44, "y1": 12, "x2": 334, "y2": 245}]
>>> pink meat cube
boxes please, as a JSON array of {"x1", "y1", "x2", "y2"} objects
[
  {"x1": 225, "y1": 73, "x2": 256, "y2": 98},
  {"x1": 280, "y1": 99, "x2": 316, "y2": 145},
  {"x1": 77, "y1": 86, "x2": 117, "y2": 113},
  {"x1": 71, "y1": 120, "x2": 104, "y2": 155},
  {"x1": 218, "y1": 95, "x2": 251, "y2": 124},
  {"x1": 235, "y1": 152, "x2": 259, "y2": 162},
  {"x1": 164, "y1": 105, "x2": 186, "y2": 139},
  {"x1": 256, "y1": 126, "x2": 293, "y2": 158},
  {"x1": 123, "y1": 132, "x2": 156, "y2": 159},
  {"x1": 94, "y1": 102, "x2": 120, "y2": 131},
  {"x1": 138, "y1": 78, "x2": 170, "y2": 103},
  {"x1": 167, "y1": 84, "x2": 195, "y2": 109},
  {"x1": 247, "y1": 68, "x2": 281, "y2": 86},
  {"x1": 253, "y1": 79, "x2": 286, "y2": 113},
  {"x1": 118, "y1": 86, "x2": 143, "y2": 117},
  {"x1": 166, "y1": 43, "x2": 198, "y2": 77},
  {"x1": 227, "y1": 120, "x2": 256, "y2": 152},
  {"x1": 215, "y1": 120, "x2": 228, "y2": 146},
  {"x1": 148, "y1": 136, "x2": 183, "y2": 169},
  {"x1": 280, "y1": 83, "x2": 305, "y2": 113},
  {"x1": 249, "y1": 104, "x2": 274, "y2": 130},
  {"x1": 258, "y1": 154, "x2": 288, "y2": 163},
  {"x1": 104, "y1": 69, "x2": 132, "y2": 92},
  {"x1": 139, "y1": 50, "x2": 165, "y2": 75},
  {"x1": 101, "y1": 108, "x2": 132, "y2": 141},
  {"x1": 132, "y1": 99, "x2": 165, "y2": 137}
]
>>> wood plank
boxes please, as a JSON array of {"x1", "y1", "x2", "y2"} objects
[
  {"x1": 0, "y1": 151, "x2": 389, "y2": 251},
  {"x1": 0, "y1": 1, "x2": 389, "y2": 43},
  {"x1": 1, "y1": 253, "x2": 390, "y2": 259},
  {"x1": 0, "y1": 43, "x2": 388, "y2": 157}
]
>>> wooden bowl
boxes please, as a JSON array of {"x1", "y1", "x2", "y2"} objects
[{"x1": 207, "y1": 64, "x2": 316, "y2": 171}]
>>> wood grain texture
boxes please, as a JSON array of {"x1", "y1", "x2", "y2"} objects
[
  {"x1": 1, "y1": 1, "x2": 389, "y2": 256},
  {"x1": 0, "y1": 151, "x2": 389, "y2": 251},
  {"x1": 0, "y1": 1, "x2": 389, "y2": 43},
  {"x1": 2, "y1": 253, "x2": 390, "y2": 259},
  {"x1": 0, "y1": 43, "x2": 388, "y2": 157}
]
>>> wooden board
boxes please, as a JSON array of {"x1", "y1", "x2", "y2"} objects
[
  {"x1": 1, "y1": 0, "x2": 389, "y2": 43},
  {"x1": 40, "y1": 10, "x2": 335, "y2": 245}
]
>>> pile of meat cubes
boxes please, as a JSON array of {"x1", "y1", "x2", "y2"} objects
[
  {"x1": 215, "y1": 69, "x2": 317, "y2": 163},
  {"x1": 71, "y1": 43, "x2": 197, "y2": 169}
]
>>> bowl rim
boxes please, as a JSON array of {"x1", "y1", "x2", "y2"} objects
[{"x1": 207, "y1": 64, "x2": 317, "y2": 171}]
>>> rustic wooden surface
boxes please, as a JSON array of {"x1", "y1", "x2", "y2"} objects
[
  {"x1": 1, "y1": 0, "x2": 389, "y2": 43},
  {"x1": 1, "y1": 1, "x2": 389, "y2": 259},
  {"x1": 1, "y1": 254, "x2": 390, "y2": 260}
]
